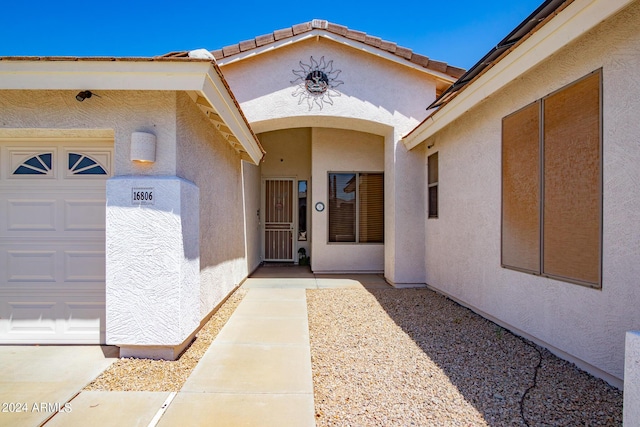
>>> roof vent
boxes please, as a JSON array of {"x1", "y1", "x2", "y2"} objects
[
  {"x1": 311, "y1": 19, "x2": 328, "y2": 29},
  {"x1": 188, "y1": 49, "x2": 216, "y2": 61}
]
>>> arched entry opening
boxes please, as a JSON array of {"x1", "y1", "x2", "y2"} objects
[{"x1": 248, "y1": 116, "x2": 394, "y2": 274}]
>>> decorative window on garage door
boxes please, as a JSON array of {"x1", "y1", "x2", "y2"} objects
[
  {"x1": 12, "y1": 152, "x2": 54, "y2": 176},
  {"x1": 67, "y1": 152, "x2": 109, "y2": 176},
  {"x1": 9, "y1": 149, "x2": 110, "y2": 178}
]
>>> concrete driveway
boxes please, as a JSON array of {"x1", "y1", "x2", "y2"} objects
[{"x1": 0, "y1": 345, "x2": 117, "y2": 427}]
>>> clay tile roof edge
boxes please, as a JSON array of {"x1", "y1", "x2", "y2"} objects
[{"x1": 160, "y1": 20, "x2": 464, "y2": 80}]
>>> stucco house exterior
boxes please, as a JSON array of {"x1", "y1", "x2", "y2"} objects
[
  {"x1": 403, "y1": 0, "x2": 640, "y2": 392},
  {"x1": 0, "y1": 0, "x2": 637, "y2": 407}
]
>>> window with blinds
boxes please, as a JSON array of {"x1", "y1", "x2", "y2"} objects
[
  {"x1": 428, "y1": 152, "x2": 438, "y2": 218},
  {"x1": 501, "y1": 69, "x2": 602, "y2": 288},
  {"x1": 329, "y1": 172, "x2": 384, "y2": 243}
]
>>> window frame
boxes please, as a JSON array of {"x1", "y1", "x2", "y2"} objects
[
  {"x1": 327, "y1": 171, "x2": 384, "y2": 244},
  {"x1": 428, "y1": 152, "x2": 438, "y2": 219},
  {"x1": 500, "y1": 69, "x2": 603, "y2": 289}
]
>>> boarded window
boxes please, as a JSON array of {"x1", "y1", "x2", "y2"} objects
[{"x1": 501, "y1": 69, "x2": 601, "y2": 288}]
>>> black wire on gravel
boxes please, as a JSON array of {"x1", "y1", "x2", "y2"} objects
[
  {"x1": 440, "y1": 294, "x2": 546, "y2": 427},
  {"x1": 517, "y1": 337, "x2": 543, "y2": 427}
]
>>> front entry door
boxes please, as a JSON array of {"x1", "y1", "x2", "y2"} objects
[{"x1": 264, "y1": 178, "x2": 295, "y2": 261}]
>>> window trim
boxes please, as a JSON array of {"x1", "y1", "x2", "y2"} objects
[
  {"x1": 501, "y1": 68, "x2": 603, "y2": 289},
  {"x1": 9, "y1": 150, "x2": 57, "y2": 179},
  {"x1": 327, "y1": 171, "x2": 384, "y2": 245}
]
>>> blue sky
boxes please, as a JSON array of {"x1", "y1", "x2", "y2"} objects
[{"x1": 1, "y1": 0, "x2": 544, "y2": 69}]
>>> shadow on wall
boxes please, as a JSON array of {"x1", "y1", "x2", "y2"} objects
[
  {"x1": 364, "y1": 288, "x2": 623, "y2": 426},
  {"x1": 106, "y1": 176, "x2": 200, "y2": 262}
]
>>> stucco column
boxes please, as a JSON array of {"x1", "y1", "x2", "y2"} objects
[
  {"x1": 105, "y1": 176, "x2": 200, "y2": 360},
  {"x1": 384, "y1": 129, "x2": 427, "y2": 286},
  {"x1": 624, "y1": 331, "x2": 640, "y2": 425}
]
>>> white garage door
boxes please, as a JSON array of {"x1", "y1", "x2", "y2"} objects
[{"x1": 0, "y1": 140, "x2": 112, "y2": 343}]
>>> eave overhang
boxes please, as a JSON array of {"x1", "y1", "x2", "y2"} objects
[
  {"x1": 0, "y1": 57, "x2": 265, "y2": 164},
  {"x1": 402, "y1": 0, "x2": 635, "y2": 151}
]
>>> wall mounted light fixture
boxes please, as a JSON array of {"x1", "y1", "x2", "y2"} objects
[
  {"x1": 130, "y1": 131, "x2": 157, "y2": 163},
  {"x1": 75, "y1": 90, "x2": 96, "y2": 102}
]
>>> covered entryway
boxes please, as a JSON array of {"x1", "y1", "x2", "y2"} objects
[
  {"x1": 0, "y1": 139, "x2": 111, "y2": 343},
  {"x1": 257, "y1": 128, "x2": 312, "y2": 266}
]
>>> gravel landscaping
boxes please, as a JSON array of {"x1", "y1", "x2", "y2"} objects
[
  {"x1": 84, "y1": 283, "x2": 623, "y2": 426},
  {"x1": 85, "y1": 288, "x2": 247, "y2": 392},
  {"x1": 307, "y1": 287, "x2": 623, "y2": 427}
]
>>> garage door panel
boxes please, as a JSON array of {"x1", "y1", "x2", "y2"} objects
[
  {"x1": 6, "y1": 250, "x2": 57, "y2": 282},
  {"x1": 2, "y1": 244, "x2": 105, "y2": 285},
  {"x1": 0, "y1": 140, "x2": 110, "y2": 344},
  {"x1": 64, "y1": 251, "x2": 105, "y2": 282},
  {"x1": 2, "y1": 190, "x2": 105, "y2": 237},
  {"x1": 3, "y1": 301, "x2": 57, "y2": 334},
  {"x1": 62, "y1": 301, "x2": 105, "y2": 337},
  {"x1": 64, "y1": 200, "x2": 106, "y2": 231},
  {"x1": 0, "y1": 298, "x2": 104, "y2": 343},
  {"x1": 7, "y1": 199, "x2": 57, "y2": 231}
]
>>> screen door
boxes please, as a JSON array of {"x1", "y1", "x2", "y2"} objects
[{"x1": 264, "y1": 178, "x2": 294, "y2": 261}]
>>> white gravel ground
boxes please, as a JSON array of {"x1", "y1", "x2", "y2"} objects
[
  {"x1": 307, "y1": 287, "x2": 623, "y2": 427},
  {"x1": 85, "y1": 288, "x2": 247, "y2": 392},
  {"x1": 85, "y1": 285, "x2": 623, "y2": 426}
]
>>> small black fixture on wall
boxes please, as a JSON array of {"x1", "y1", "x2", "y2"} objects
[{"x1": 75, "y1": 90, "x2": 98, "y2": 102}]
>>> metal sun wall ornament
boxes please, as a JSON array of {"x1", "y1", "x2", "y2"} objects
[{"x1": 291, "y1": 56, "x2": 343, "y2": 110}]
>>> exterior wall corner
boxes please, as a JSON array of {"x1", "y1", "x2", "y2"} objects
[{"x1": 105, "y1": 176, "x2": 200, "y2": 350}]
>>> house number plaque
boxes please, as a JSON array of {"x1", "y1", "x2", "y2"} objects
[{"x1": 132, "y1": 188, "x2": 154, "y2": 205}]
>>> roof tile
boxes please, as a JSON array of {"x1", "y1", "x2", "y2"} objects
[
  {"x1": 212, "y1": 49, "x2": 224, "y2": 60},
  {"x1": 292, "y1": 22, "x2": 312, "y2": 35},
  {"x1": 395, "y1": 46, "x2": 413, "y2": 60},
  {"x1": 311, "y1": 19, "x2": 328, "y2": 29},
  {"x1": 411, "y1": 53, "x2": 430, "y2": 67},
  {"x1": 158, "y1": 20, "x2": 465, "y2": 80},
  {"x1": 273, "y1": 27, "x2": 294, "y2": 41},
  {"x1": 222, "y1": 44, "x2": 241, "y2": 57},
  {"x1": 427, "y1": 60, "x2": 448, "y2": 73},
  {"x1": 346, "y1": 29, "x2": 367, "y2": 43},
  {"x1": 379, "y1": 40, "x2": 397, "y2": 53},
  {"x1": 255, "y1": 33, "x2": 275, "y2": 47},
  {"x1": 326, "y1": 23, "x2": 348, "y2": 36},
  {"x1": 364, "y1": 35, "x2": 382, "y2": 48},
  {"x1": 239, "y1": 39, "x2": 257, "y2": 52},
  {"x1": 447, "y1": 66, "x2": 466, "y2": 79}
]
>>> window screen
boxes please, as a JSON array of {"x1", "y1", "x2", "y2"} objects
[
  {"x1": 543, "y1": 71, "x2": 601, "y2": 286},
  {"x1": 501, "y1": 69, "x2": 601, "y2": 288},
  {"x1": 502, "y1": 101, "x2": 540, "y2": 273}
]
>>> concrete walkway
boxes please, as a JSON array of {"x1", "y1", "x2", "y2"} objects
[
  {"x1": 158, "y1": 288, "x2": 316, "y2": 427},
  {"x1": 41, "y1": 268, "x2": 390, "y2": 426},
  {"x1": 0, "y1": 345, "x2": 118, "y2": 427}
]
